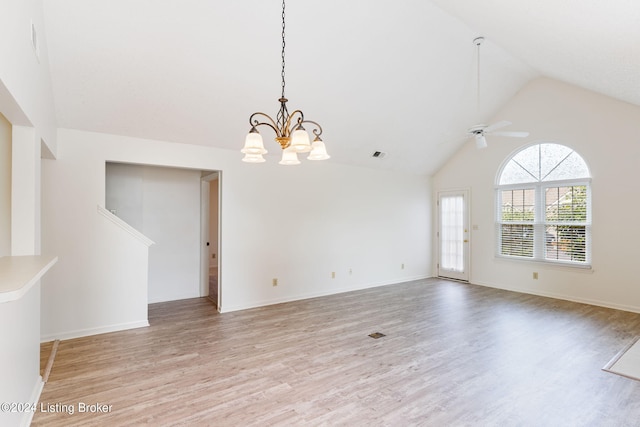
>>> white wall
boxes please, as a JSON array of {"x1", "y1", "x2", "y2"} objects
[
  {"x1": 0, "y1": 0, "x2": 56, "y2": 153},
  {"x1": 12, "y1": 126, "x2": 42, "y2": 256},
  {"x1": 0, "y1": 2, "x2": 56, "y2": 419},
  {"x1": 41, "y1": 128, "x2": 432, "y2": 338},
  {"x1": 0, "y1": 113, "x2": 10, "y2": 256},
  {"x1": 433, "y1": 77, "x2": 640, "y2": 312},
  {"x1": 106, "y1": 163, "x2": 202, "y2": 303}
]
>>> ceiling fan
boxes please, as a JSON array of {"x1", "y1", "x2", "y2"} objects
[{"x1": 468, "y1": 37, "x2": 529, "y2": 149}]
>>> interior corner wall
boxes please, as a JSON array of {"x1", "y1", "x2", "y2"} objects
[
  {"x1": 41, "y1": 128, "x2": 432, "y2": 339},
  {"x1": 0, "y1": 2, "x2": 57, "y2": 424},
  {"x1": 106, "y1": 163, "x2": 201, "y2": 303},
  {"x1": 0, "y1": 0, "x2": 57, "y2": 153},
  {"x1": 0, "y1": 113, "x2": 11, "y2": 256},
  {"x1": 433, "y1": 77, "x2": 640, "y2": 312}
]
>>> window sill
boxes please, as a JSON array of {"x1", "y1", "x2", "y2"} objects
[{"x1": 494, "y1": 254, "x2": 593, "y2": 273}]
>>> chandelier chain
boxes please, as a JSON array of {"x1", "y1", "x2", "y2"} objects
[{"x1": 281, "y1": 0, "x2": 286, "y2": 98}]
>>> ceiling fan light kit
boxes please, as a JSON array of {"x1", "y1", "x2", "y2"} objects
[
  {"x1": 467, "y1": 36, "x2": 529, "y2": 149},
  {"x1": 241, "y1": 0, "x2": 329, "y2": 165},
  {"x1": 475, "y1": 135, "x2": 488, "y2": 149}
]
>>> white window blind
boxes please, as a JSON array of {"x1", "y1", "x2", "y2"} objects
[{"x1": 544, "y1": 185, "x2": 589, "y2": 263}]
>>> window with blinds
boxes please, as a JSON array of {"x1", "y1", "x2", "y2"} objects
[
  {"x1": 496, "y1": 144, "x2": 591, "y2": 267},
  {"x1": 500, "y1": 188, "x2": 534, "y2": 257}
]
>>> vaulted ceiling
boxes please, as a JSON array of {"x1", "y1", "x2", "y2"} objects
[{"x1": 43, "y1": 0, "x2": 640, "y2": 175}]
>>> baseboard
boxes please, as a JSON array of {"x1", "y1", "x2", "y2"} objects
[
  {"x1": 40, "y1": 320, "x2": 149, "y2": 343},
  {"x1": 148, "y1": 292, "x2": 201, "y2": 304},
  {"x1": 472, "y1": 280, "x2": 640, "y2": 314},
  {"x1": 220, "y1": 275, "x2": 430, "y2": 313},
  {"x1": 21, "y1": 376, "x2": 44, "y2": 427}
]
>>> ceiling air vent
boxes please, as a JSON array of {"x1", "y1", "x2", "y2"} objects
[{"x1": 371, "y1": 151, "x2": 387, "y2": 159}]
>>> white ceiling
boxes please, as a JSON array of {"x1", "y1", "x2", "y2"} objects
[{"x1": 42, "y1": 0, "x2": 640, "y2": 175}]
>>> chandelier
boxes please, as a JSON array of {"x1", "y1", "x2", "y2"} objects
[{"x1": 241, "y1": 0, "x2": 329, "y2": 165}]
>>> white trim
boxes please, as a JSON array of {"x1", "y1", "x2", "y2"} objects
[
  {"x1": 200, "y1": 180, "x2": 210, "y2": 298},
  {"x1": 201, "y1": 171, "x2": 219, "y2": 182},
  {"x1": 220, "y1": 275, "x2": 431, "y2": 313},
  {"x1": 148, "y1": 293, "x2": 201, "y2": 304},
  {"x1": 493, "y1": 254, "x2": 593, "y2": 271},
  {"x1": 472, "y1": 280, "x2": 640, "y2": 314},
  {"x1": 495, "y1": 178, "x2": 591, "y2": 191},
  {"x1": 97, "y1": 205, "x2": 155, "y2": 247},
  {"x1": 40, "y1": 320, "x2": 149, "y2": 342},
  {"x1": 20, "y1": 376, "x2": 44, "y2": 427}
]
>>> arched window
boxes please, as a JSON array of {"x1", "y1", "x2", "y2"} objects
[{"x1": 496, "y1": 143, "x2": 591, "y2": 266}]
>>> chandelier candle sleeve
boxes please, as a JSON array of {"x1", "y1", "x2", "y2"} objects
[{"x1": 241, "y1": 0, "x2": 329, "y2": 165}]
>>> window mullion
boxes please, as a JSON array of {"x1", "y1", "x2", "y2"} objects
[{"x1": 534, "y1": 183, "x2": 545, "y2": 260}]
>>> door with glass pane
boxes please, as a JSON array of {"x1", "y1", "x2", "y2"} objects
[{"x1": 438, "y1": 190, "x2": 470, "y2": 281}]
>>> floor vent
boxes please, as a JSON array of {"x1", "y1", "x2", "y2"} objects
[{"x1": 368, "y1": 332, "x2": 386, "y2": 339}]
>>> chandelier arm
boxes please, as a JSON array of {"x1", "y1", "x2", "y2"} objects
[
  {"x1": 300, "y1": 120, "x2": 323, "y2": 139},
  {"x1": 283, "y1": 109, "x2": 305, "y2": 133},
  {"x1": 249, "y1": 112, "x2": 282, "y2": 137}
]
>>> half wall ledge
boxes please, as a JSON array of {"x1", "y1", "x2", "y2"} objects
[{"x1": 0, "y1": 255, "x2": 58, "y2": 303}]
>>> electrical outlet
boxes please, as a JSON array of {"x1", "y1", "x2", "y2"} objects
[
  {"x1": 401, "y1": 263, "x2": 405, "y2": 270},
  {"x1": 533, "y1": 272, "x2": 538, "y2": 280},
  {"x1": 349, "y1": 268, "x2": 352, "y2": 275},
  {"x1": 272, "y1": 278, "x2": 278, "y2": 286},
  {"x1": 331, "y1": 272, "x2": 336, "y2": 279}
]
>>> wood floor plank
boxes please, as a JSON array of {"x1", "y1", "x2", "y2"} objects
[{"x1": 32, "y1": 279, "x2": 640, "y2": 426}]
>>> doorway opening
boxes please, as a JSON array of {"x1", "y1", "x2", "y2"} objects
[
  {"x1": 201, "y1": 172, "x2": 220, "y2": 310},
  {"x1": 105, "y1": 163, "x2": 221, "y2": 309}
]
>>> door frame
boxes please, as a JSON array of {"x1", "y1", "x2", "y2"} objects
[
  {"x1": 200, "y1": 171, "x2": 220, "y2": 307},
  {"x1": 437, "y1": 189, "x2": 470, "y2": 282}
]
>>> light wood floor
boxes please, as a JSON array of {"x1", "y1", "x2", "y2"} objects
[{"x1": 33, "y1": 279, "x2": 640, "y2": 426}]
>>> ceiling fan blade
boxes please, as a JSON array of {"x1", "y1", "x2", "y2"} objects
[
  {"x1": 491, "y1": 131, "x2": 530, "y2": 138},
  {"x1": 484, "y1": 120, "x2": 511, "y2": 133}
]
